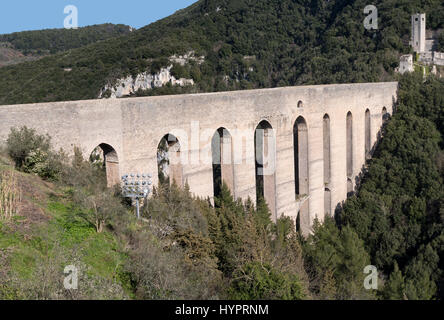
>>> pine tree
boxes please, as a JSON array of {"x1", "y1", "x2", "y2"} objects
[
  {"x1": 383, "y1": 262, "x2": 406, "y2": 300},
  {"x1": 304, "y1": 218, "x2": 373, "y2": 299},
  {"x1": 254, "y1": 196, "x2": 272, "y2": 234},
  {"x1": 319, "y1": 268, "x2": 337, "y2": 300}
]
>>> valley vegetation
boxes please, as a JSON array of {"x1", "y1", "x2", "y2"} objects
[{"x1": 0, "y1": 73, "x2": 443, "y2": 300}]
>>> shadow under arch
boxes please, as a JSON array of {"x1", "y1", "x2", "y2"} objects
[
  {"x1": 90, "y1": 143, "x2": 120, "y2": 187},
  {"x1": 211, "y1": 127, "x2": 235, "y2": 199},
  {"x1": 375, "y1": 106, "x2": 390, "y2": 146},
  {"x1": 346, "y1": 111, "x2": 353, "y2": 196},
  {"x1": 157, "y1": 134, "x2": 183, "y2": 187},
  {"x1": 382, "y1": 107, "x2": 389, "y2": 124},
  {"x1": 365, "y1": 109, "x2": 371, "y2": 160},
  {"x1": 294, "y1": 116, "x2": 309, "y2": 232},
  {"x1": 254, "y1": 120, "x2": 276, "y2": 220},
  {"x1": 323, "y1": 114, "x2": 331, "y2": 216}
]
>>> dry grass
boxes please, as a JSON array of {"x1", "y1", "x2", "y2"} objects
[
  {"x1": 0, "y1": 169, "x2": 21, "y2": 221},
  {"x1": 0, "y1": 151, "x2": 56, "y2": 230}
]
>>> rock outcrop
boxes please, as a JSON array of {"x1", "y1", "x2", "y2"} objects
[
  {"x1": 99, "y1": 65, "x2": 195, "y2": 98},
  {"x1": 99, "y1": 51, "x2": 203, "y2": 99}
]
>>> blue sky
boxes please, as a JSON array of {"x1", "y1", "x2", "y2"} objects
[{"x1": 0, "y1": 0, "x2": 197, "y2": 34}]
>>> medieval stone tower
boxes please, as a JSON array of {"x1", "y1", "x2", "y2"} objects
[{"x1": 411, "y1": 13, "x2": 426, "y2": 53}]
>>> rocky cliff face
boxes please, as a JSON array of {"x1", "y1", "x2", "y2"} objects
[
  {"x1": 99, "y1": 51, "x2": 203, "y2": 98},
  {"x1": 98, "y1": 65, "x2": 195, "y2": 98}
]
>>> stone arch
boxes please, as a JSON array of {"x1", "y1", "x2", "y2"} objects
[
  {"x1": 157, "y1": 134, "x2": 183, "y2": 187},
  {"x1": 254, "y1": 120, "x2": 276, "y2": 219},
  {"x1": 346, "y1": 111, "x2": 353, "y2": 195},
  {"x1": 295, "y1": 211, "x2": 301, "y2": 233},
  {"x1": 90, "y1": 143, "x2": 120, "y2": 187},
  {"x1": 382, "y1": 107, "x2": 388, "y2": 124},
  {"x1": 323, "y1": 114, "x2": 331, "y2": 216},
  {"x1": 324, "y1": 188, "x2": 331, "y2": 217},
  {"x1": 347, "y1": 178, "x2": 353, "y2": 197},
  {"x1": 212, "y1": 127, "x2": 234, "y2": 198},
  {"x1": 365, "y1": 109, "x2": 371, "y2": 160},
  {"x1": 294, "y1": 116, "x2": 309, "y2": 229},
  {"x1": 297, "y1": 101, "x2": 304, "y2": 108}
]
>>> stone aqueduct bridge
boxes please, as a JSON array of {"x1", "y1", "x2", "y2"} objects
[{"x1": 0, "y1": 82, "x2": 398, "y2": 234}]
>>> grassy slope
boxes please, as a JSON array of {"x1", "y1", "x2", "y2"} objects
[{"x1": 0, "y1": 156, "x2": 131, "y2": 299}]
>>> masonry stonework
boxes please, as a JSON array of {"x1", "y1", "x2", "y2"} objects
[{"x1": 0, "y1": 82, "x2": 398, "y2": 234}]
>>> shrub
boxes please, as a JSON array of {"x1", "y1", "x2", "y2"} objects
[
  {"x1": 23, "y1": 148, "x2": 64, "y2": 180},
  {"x1": 60, "y1": 146, "x2": 107, "y2": 190},
  {"x1": 74, "y1": 189, "x2": 126, "y2": 233},
  {"x1": 6, "y1": 126, "x2": 62, "y2": 180},
  {"x1": 228, "y1": 261, "x2": 305, "y2": 300},
  {"x1": 170, "y1": 63, "x2": 190, "y2": 79},
  {"x1": 63, "y1": 147, "x2": 121, "y2": 233},
  {"x1": 127, "y1": 184, "x2": 223, "y2": 299},
  {"x1": 6, "y1": 126, "x2": 51, "y2": 169},
  {"x1": 125, "y1": 229, "x2": 222, "y2": 300}
]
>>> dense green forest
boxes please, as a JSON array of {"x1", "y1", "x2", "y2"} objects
[
  {"x1": 0, "y1": 24, "x2": 132, "y2": 56},
  {"x1": 0, "y1": 0, "x2": 443, "y2": 105},
  {"x1": 339, "y1": 73, "x2": 444, "y2": 299}
]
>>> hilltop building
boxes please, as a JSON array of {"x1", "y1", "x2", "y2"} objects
[
  {"x1": 399, "y1": 13, "x2": 444, "y2": 74},
  {"x1": 411, "y1": 13, "x2": 426, "y2": 53},
  {"x1": 398, "y1": 54, "x2": 414, "y2": 74}
]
